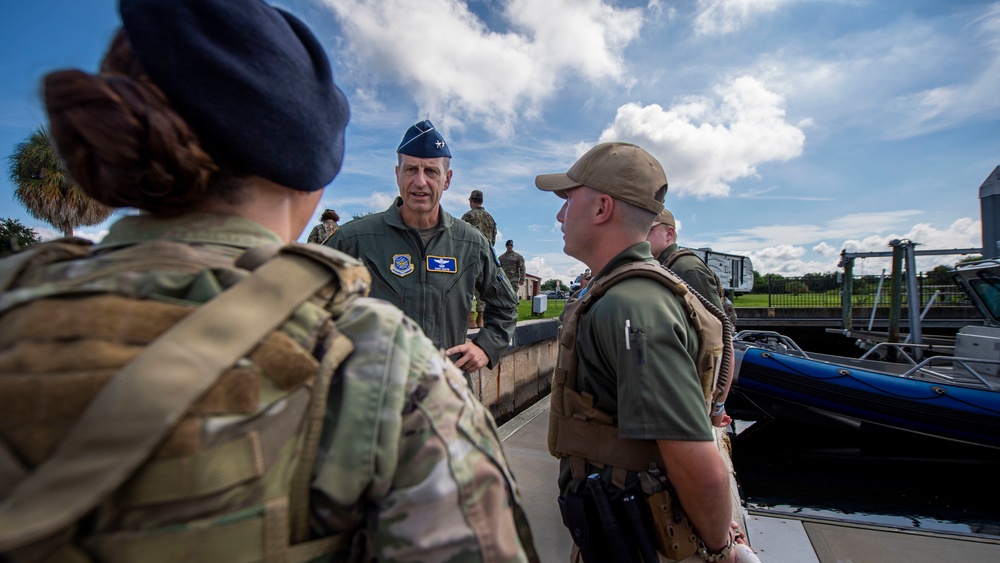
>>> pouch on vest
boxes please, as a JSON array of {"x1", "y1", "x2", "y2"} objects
[{"x1": 0, "y1": 241, "x2": 368, "y2": 562}]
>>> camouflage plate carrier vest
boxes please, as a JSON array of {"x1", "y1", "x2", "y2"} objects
[
  {"x1": 547, "y1": 260, "x2": 727, "y2": 475},
  {"x1": 0, "y1": 239, "x2": 368, "y2": 563}
]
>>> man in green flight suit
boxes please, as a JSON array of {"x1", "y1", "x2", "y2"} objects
[{"x1": 326, "y1": 121, "x2": 517, "y2": 372}]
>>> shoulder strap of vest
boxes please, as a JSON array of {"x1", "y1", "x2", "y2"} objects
[
  {"x1": 662, "y1": 247, "x2": 695, "y2": 270},
  {"x1": 0, "y1": 243, "x2": 359, "y2": 552},
  {"x1": 664, "y1": 248, "x2": 724, "y2": 299},
  {"x1": 0, "y1": 238, "x2": 93, "y2": 292}
]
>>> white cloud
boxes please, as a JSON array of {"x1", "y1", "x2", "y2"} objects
[
  {"x1": 319, "y1": 0, "x2": 643, "y2": 135},
  {"x1": 599, "y1": 76, "x2": 805, "y2": 198},
  {"x1": 71, "y1": 228, "x2": 108, "y2": 244},
  {"x1": 526, "y1": 253, "x2": 588, "y2": 285},
  {"x1": 35, "y1": 226, "x2": 62, "y2": 242},
  {"x1": 323, "y1": 190, "x2": 397, "y2": 217},
  {"x1": 886, "y1": 5, "x2": 1000, "y2": 137},
  {"x1": 747, "y1": 244, "x2": 834, "y2": 276},
  {"x1": 693, "y1": 0, "x2": 793, "y2": 36},
  {"x1": 742, "y1": 217, "x2": 982, "y2": 276},
  {"x1": 746, "y1": 6, "x2": 1000, "y2": 139},
  {"x1": 812, "y1": 242, "x2": 838, "y2": 257},
  {"x1": 711, "y1": 210, "x2": 923, "y2": 251}
]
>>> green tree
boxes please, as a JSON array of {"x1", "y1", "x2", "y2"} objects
[
  {"x1": 0, "y1": 217, "x2": 41, "y2": 256},
  {"x1": 350, "y1": 211, "x2": 379, "y2": 221},
  {"x1": 540, "y1": 279, "x2": 560, "y2": 291},
  {"x1": 786, "y1": 280, "x2": 809, "y2": 295},
  {"x1": 7, "y1": 126, "x2": 113, "y2": 237},
  {"x1": 924, "y1": 265, "x2": 954, "y2": 286}
]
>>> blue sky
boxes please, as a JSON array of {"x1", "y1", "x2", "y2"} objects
[{"x1": 2, "y1": 0, "x2": 998, "y2": 283}]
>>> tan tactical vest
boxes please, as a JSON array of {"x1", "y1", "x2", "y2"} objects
[
  {"x1": 663, "y1": 248, "x2": 725, "y2": 301},
  {"x1": 0, "y1": 239, "x2": 368, "y2": 563},
  {"x1": 548, "y1": 260, "x2": 730, "y2": 476}
]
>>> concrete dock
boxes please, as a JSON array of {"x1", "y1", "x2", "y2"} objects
[{"x1": 498, "y1": 397, "x2": 1000, "y2": 562}]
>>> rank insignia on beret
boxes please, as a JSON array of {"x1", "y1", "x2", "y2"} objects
[
  {"x1": 391, "y1": 254, "x2": 414, "y2": 277},
  {"x1": 427, "y1": 255, "x2": 457, "y2": 273}
]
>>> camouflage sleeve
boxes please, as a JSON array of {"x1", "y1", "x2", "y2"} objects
[
  {"x1": 517, "y1": 255, "x2": 525, "y2": 283},
  {"x1": 306, "y1": 225, "x2": 322, "y2": 244},
  {"x1": 474, "y1": 246, "x2": 518, "y2": 369},
  {"x1": 312, "y1": 298, "x2": 535, "y2": 562}
]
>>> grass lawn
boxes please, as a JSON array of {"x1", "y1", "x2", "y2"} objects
[
  {"x1": 517, "y1": 298, "x2": 566, "y2": 321},
  {"x1": 730, "y1": 293, "x2": 770, "y2": 307}
]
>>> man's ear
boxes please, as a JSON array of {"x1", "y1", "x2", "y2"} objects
[{"x1": 592, "y1": 193, "x2": 615, "y2": 226}]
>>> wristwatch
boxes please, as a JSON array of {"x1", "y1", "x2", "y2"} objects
[{"x1": 696, "y1": 531, "x2": 734, "y2": 561}]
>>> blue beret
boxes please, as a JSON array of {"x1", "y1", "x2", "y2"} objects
[
  {"x1": 396, "y1": 120, "x2": 451, "y2": 159},
  {"x1": 120, "y1": 0, "x2": 349, "y2": 192}
]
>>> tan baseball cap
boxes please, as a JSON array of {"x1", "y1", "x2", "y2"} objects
[
  {"x1": 652, "y1": 208, "x2": 675, "y2": 228},
  {"x1": 534, "y1": 142, "x2": 667, "y2": 214}
]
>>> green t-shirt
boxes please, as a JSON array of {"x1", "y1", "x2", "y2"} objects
[{"x1": 577, "y1": 242, "x2": 714, "y2": 441}]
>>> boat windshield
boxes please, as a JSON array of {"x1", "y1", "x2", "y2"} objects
[{"x1": 969, "y1": 275, "x2": 1000, "y2": 320}]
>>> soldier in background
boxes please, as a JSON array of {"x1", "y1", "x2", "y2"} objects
[
  {"x1": 462, "y1": 189, "x2": 497, "y2": 246},
  {"x1": 462, "y1": 189, "x2": 498, "y2": 327},
  {"x1": 499, "y1": 239, "x2": 526, "y2": 297},
  {"x1": 306, "y1": 208, "x2": 340, "y2": 244},
  {"x1": 0, "y1": 1, "x2": 537, "y2": 560}
]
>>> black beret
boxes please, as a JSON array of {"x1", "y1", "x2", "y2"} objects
[
  {"x1": 505, "y1": 239, "x2": 513, "y2": 246},
  {"x1": 397, "y1": 120, "x2": 451, "y2": 159},
  {"x1": 120, "y1": 0, "x2": 349, "y2": 192}
]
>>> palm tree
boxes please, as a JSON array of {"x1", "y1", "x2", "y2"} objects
[{"x1": 7, "y1": 126, "x2": 113, "y2": 237}]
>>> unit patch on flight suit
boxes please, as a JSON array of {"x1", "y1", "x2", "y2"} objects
[
  {"x1": 391, "y1": 254, "x2": 415, "y2": 277},
  {"x1": 426, "y1": 255, "x2": 457, "y2": 273}
]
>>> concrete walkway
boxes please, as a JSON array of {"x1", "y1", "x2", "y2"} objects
[{"x1": 498, "y1": 397, "x2": 1000, "y2": 563}]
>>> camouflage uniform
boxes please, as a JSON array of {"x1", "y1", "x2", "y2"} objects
[
  {"x1": 307, "y1": 221, "x2": 338, "y2": 244},
  {"x1": 461, "y1": 207, "x2": 497, "y2": 314},
  {"x1": 499, "y1": 249, "x2": 525, "y2": 295},
  {"x1": 0, "y1": 213, "x2": 536, "y2": 562},
  {"x1": 461, "y1": 208, "x2": 497, "y2": 248}
]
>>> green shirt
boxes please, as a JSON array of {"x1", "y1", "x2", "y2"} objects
[
  {"x1": 559, "y1": 242, "x2": 714, "y2": 494},
  {"x1": 580, "y1": 242, "x2": 714, "y2": 441},
  {"x1": 326, "y1": 198, "x2": 517, "y2": 369}
]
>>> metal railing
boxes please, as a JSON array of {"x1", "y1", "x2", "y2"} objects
[{"x1": 749, "y1": 275, "x2": 970, "y2": 308}]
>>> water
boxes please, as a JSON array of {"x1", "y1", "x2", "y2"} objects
[{"x1": 730, "y1": 418, "x2": 1000, "y2": 538}]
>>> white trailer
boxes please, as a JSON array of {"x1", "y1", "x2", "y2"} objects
[{"x1": 685, "y1": 248, "x2": 755, "y2": 293}]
